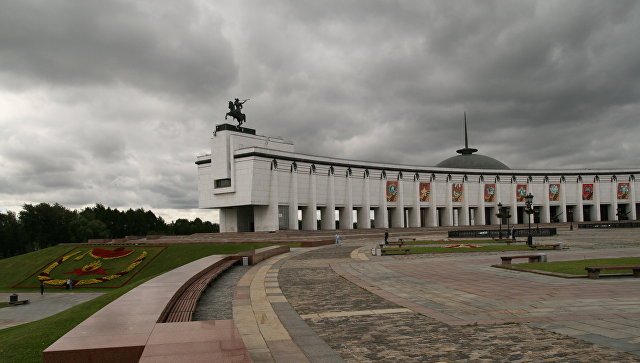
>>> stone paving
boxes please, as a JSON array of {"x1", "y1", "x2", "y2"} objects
[
  {"x1": 0, "y1": 292, "x2": 103, "y2": 330},
  {"x1": 186, "y1": 228, "x2": 640, "y2": 361},
  {"x1": 272, "y1": 229, "x2": 640, "y2": 361}
]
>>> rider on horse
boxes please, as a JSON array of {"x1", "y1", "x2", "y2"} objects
[{"x1": 225, "y1": 98, "x2": 248, "y2": 127}]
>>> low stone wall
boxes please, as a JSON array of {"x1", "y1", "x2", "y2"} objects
[
  {"x1": 42, "y1": 255, "x2": 243, "y2": 363},
  {"x1": 237, "y1": 245, "x2": 290, "y2": 265}
]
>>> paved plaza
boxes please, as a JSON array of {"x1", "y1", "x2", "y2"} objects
[{"x1": 224, "y1": 228, "x2": 640, "y2": 362}]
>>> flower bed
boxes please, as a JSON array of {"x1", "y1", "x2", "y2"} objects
[{"x1": 13, "y1": 246, "x2": 167, "y2": 289}]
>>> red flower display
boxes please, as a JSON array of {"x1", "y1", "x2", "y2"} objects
[{"x1": 90, "y1": 247, "x2": 133, "y2": 259}]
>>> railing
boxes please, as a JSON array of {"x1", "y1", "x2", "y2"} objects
[
  {"x1": 578, "y1": 222, "x2": 640, "y2": 229},
  {"x1": 448, "y1": 228, "x2": 557, "y2": 238}
]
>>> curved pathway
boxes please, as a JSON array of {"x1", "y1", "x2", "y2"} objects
[
  {"x1": 221, "y1": 229, "x2": 640, "y2": 362},
  {"x1": 279, "y1": 243, "x2": 640, "y2": 361}
]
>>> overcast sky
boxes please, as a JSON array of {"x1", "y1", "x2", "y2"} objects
[{"x1": 1, "y1": 1, "x2": 639, "y2": 222}]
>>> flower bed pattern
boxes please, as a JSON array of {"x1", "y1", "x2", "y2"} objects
[{"x1": 13, "y1": 245, "x2": 167, "y2": 289}]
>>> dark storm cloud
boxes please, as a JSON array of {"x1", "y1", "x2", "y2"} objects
[
  {"x1": 0, "y1": 0, "x2": 237, "y2": 100},
  {"x1": 1, "y1": 0, "x2": 640, "y2": 221}
]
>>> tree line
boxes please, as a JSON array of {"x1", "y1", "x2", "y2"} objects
[{"x1": 0, "y1": 203, "x2": 219, "y2": 258}]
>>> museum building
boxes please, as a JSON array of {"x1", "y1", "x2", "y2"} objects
[{"x1": 197, "y1": 124, "x2": 639, "y2": 233}]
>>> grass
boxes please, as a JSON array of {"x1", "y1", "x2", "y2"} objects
[
  {"x1": 398, "y1": 239, "x2": 501, "y2": 245},
  {"x1": 0, "y1": 242, "x2": 297, "y2": 362},
  {"x1": 514, "y1": 257, "x2": 640, "y2": 275},
  {"x1": 383, "y1": 244, "x2": 534, "y2": 254}
]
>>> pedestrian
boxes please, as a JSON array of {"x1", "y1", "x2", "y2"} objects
[
  {"x1": 511, "y1": 227, "x2": 516, "y2": 241},
  {"x1": 66, "y1": 278, "x2": 72, "y2": 290},
  {"x1": 40, "y1": 281, "x2": 45, "y2": 295},
  {"x1": 335, "y1": 233, "x2": 341, "y2": 246},
  {"x1": 384, "y1": 231, "x2": 389, "y2": 245}
]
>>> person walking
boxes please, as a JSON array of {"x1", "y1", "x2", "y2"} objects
[
  {"x1": 384, "y1": 231, "x2": 389, "y2": 245},
  {"x1": 40, "y1": 281, "x2": 45, "y2": 295},
  {"x1": 335, "y1": 233, "x2": 342, "y2": 246},
  {"x1": 511, "y1": 227, "x2": 516, "y2": 241}
]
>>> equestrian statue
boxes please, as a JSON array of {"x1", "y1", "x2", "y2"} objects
[{"x1": 225, "y1": 98, "x2": 249, "y2": 127}]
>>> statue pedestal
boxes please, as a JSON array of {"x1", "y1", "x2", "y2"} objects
[{"x1": 215, "y1": 123, "x2": 256, "y2": 135}]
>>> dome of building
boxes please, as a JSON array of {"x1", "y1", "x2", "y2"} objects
[
  {"x1": 436, "y1": 153, "x2": 510, "y2": 170},
  {"x1": 436, "y1": 113, "x2": 510, "y2": 170}
]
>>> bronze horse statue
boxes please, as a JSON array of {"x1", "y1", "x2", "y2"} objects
[{"x1": 225, "y1": 100, "x2": 246, "y2": 127}]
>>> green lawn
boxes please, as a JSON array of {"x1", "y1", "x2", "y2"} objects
[
  {"x1": 514, "y1": 257, "x2": 640, "y2": 275},
  {"x1": 383, "y1": 244, "x2": 534, "y2": 254},
  {"x1": 0, "y1": 242, "x2": 297, "y2": 362},
  {"x1": 399, "y1": 239, "x2": 501, "y2": 245}
]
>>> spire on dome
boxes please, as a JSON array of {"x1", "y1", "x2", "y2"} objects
[{"x1": 456, "y1": 112, "x2": 478, "y2": 155}]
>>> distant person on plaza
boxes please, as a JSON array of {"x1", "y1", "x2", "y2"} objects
[
  {"x1": 66, "y1": 278, "x2": 72, "y2": 290},
  {"x1": 384, "y1": 231, "x2": 389, "y2": 245},
  {"x1": 335, "y1": 233, "x2": 342, "y2": 246},
  {"x1": 40, "y1": 281, "x2": 45, "y2": 295},
  {"x1": 511, "y1": 227, "x2": 516, "y2": 241}
]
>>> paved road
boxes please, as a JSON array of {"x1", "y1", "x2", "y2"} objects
[{"x1": 0, "y1": 292, "x2": 103, "y2": 330}]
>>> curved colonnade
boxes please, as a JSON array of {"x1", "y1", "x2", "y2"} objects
[{"x1": 197, "y1": 125, "x2": 639, "y2": 232}]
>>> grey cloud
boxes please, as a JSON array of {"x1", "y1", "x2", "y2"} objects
[
  {"x1": 0, "y1": 0, "x2": 237, "y2": 100},
  {"x1": 1, "y1": 0, "x2": 640, "y2": 222}
]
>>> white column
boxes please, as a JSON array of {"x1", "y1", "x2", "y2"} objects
[
  {"x1": 594, "y1": 180, "x2": 602, "y2": 221},
  {"x1": 409, "y1": 178, "x2": 421, "y2": 227},
  {"x1": 375, "y1": 177, "x2": 389, "y2": 228},
  {"x1": 478, "y1": 183, "x2": 486, "y2": 225},
  {"x1": 612, "y1": 181, "x2": 619, "y2": 220},
  {"x1": 340, "y1": 174, "x2": 354, "y2": 229},
  {"x1": 576, "y1": 180, "x2": 584, "y2": 222},
  {"x1": 542, "y1": 181, "x2": 550, "y2": 223},
  {"x1": 460, "y1": 181, "x2": 469, "y2": 226},
  {"x1": 358, "y1": 175, "x2": 371, "y2": 229},
  {"x1": 322, "y1": 172, "x2": 336, "y2": 230},
  {"x1": 510, "y1": 183, "x2": 518, "y2": 225},
  {"x1": 288, "y1": 169, "x2": 299, "y2": 230},
  {"x1": 430, "y1": 180, "x2": 438, "y2": 227},
  {"x1": 560, "y1": 182, "x2": 567, "y2": 223},
  {"x1": 631, "y1": 178, "x2": 637, "y2": 220},
  {"x1": 303, "y1": 169, "x2": 317, "y2": 230}
]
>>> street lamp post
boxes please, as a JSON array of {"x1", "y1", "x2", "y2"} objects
[
  {"x1": 496, "y1": 202, "x2": 503, "y2": 239},
  {"x1": 525, "y1": 193, "x2": 534, "y2": 246},
  {"x1": 568, "y1": 207, "x2": 574, "y2": 231}
]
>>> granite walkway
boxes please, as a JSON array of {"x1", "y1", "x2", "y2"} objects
[
  {"x1": 213, "y1": 229, "x2": 640, "y2": 361},
  {"x1": 0, "y1": 292, "x2": 104, "y2": 330}
]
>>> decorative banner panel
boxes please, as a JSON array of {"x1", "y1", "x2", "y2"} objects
[
  {"x1": 549, "y1": 184, "x2": 560, "y2": 201},
  {"x1": 582, "y1": 183, "x2": 594, "y2": 200},
  {"x1": 618, "y1": 183, "x2": 630, "y2": 200},
  {"x1": 452, "y1": 183, "x2": 463, "y2": 202},
  {"x1": 386, "y1": 181, "x2": 398, "y2": 202},
  {"x1": 516, "y1": 184, "x2": 528, "y2": 202},
  {"x1": 484, "y1": 184, "x2": 496, "y2": 202},
  {"x1": 419, "y1": 182, "x2": 430, "y2": 202}
]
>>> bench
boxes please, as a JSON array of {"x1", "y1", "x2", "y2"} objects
[
  {"x1": 585, "y1": 266, "x2": 640, "y2": 279},
  {"x1": 8, "y1": 299, "x2": 30, "y2": 305},
  {"x1": 500, "y1": 254, "x2": 546, "y2": 266},
  {"x1": 397, "y1": 238, "x2": 416, "y2": 242},
  {"x1": 387, "y1": 241, "x2": 405, "y2": 247},
  {"x1": 529, "y1": 243, "x2": 562, "y2": 250},
  {"x1": 381, "y1": 247, "x2": 411, "y2": 255}
]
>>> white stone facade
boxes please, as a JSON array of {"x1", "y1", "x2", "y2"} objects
[{"x1": 197, "y1": 127, "x2": 639, "y2": 232}]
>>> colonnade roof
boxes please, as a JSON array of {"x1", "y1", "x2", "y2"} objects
[{"x1": 233, "y1": 147, "x2": 639, "y2": 178}]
